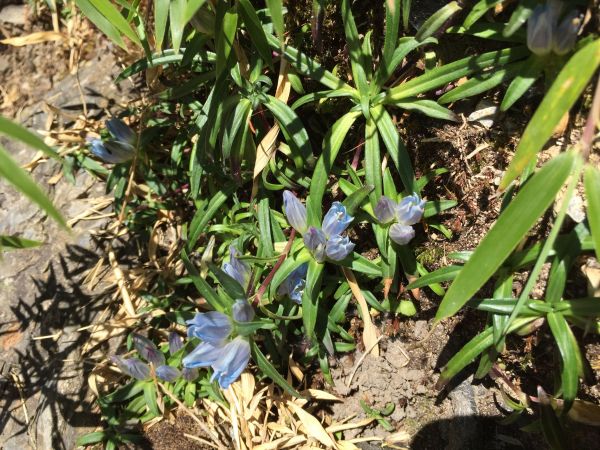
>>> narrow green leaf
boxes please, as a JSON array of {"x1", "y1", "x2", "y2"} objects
[
  {"x1": 393, "y1": 98, "x2": 458, "y2": 121},
  {"x1": 435, "y1": 152, "x2": 575, "y2": 321},
  {"x1": 216, "y1": 7, "x2": 238, "y2": 75},
  {"x1": 0, "y1": 235, "x2": 43, "y2": 250},
  {"x1": 342, "y1": 184, "x2": 374, "y2": 215},
  {"x1": 341, "y1": 0, "x2": 369, "y2": 97},
  {"x1": 302, "y1": 259, "x2": 324, "y2": 340},
  {"x1": 547, "y1": 312, "x2": 579, "y2": 412},
  {"x1": 75, "y1": 0, "x2": 126, "y2": 49},
  {"x1": 143, "y1": 382, "x2": 160, "y2": 417},
  {"x1": 415, "y1": 1, "x2": 461, "y2": 41},
  {"x1": 335, "y1": 252, "x2": 381, "y2": 277},
  {"x1": 307, "y1": 111, "x2": 360, "y2": 225},
  {"x1": 87, "y1": 0, "x2": 141, "y2": 46},
  {"x1": 0, "y1": 144, "x2": 67, "y2": 228},
  {"x1": 584, "y1": 165, "x2": 600, "y2": 260},
  {"x1": 185, "y1": 0, "x2": 207, "y2": 23},
  {"x1": 462, "y1": 0, "x2": 503, "y2": 30},
  {"x1": 208, "y1": 263, "x2": 246, "y2": 300},
  {"x1": 406, "y1": 264, "x2": 461, "y2": 289},
  {"x1": 250, "y1": 340, "x2": 301, "y2": 397},
  {"x1": 76, "y1": 431, "x2": 107, "y2": 446},
  {"x1": 180, "y1": 248, "x2": 229, "y2": 312},
  {"x1": 169, "y1": 0, "x2": 186, "y2": 53},
  {"x1": 364, "y1": 116, "x2": 382, "y2": 205},
  {"x1": 187, "y1": 184, "x2": 235, "y2": 249},
  {"x1": 116, "y1": 49, "x2": 216, "y2": 82},
  {"x1": 265, "y1": 0, "x2": 284, "y2": 40},
  {"x1": 0, "y1": 116, "x2": 58, "y2": 159},
  {"x1": 500, "y1": 39, "x2": 600, "y2": 189},
  {"x1": 238, "y1": 0, "x2": 273, "y2": 66},
  {"x1": 382, "y1": 0, "x2": 401, "y2": 78},
  {"x1": 153, "y1": 0, "x2": 169, "y2": 51},
  {"x1": 500, "y1": 55, "x2": 543, "y2": 111}
]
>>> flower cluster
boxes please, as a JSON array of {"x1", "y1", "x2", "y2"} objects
[
  {"x1": 90, "y1": 118, "x2": 136, "y2": 164},
  {"x1": 283, "y1": 191, "x2": 355, "y2": 263},
  {"x1": 111, "y1": 333, "x2": 197, "y2": 382},
  {"x1": 527, "y1": 0, "x2": 580, "y2": 56},
  {"x1": 375, "y1": 193, "x2": 426, "y2": 245},
  {"x1": 182, "y1": 299, "x2": 254, "y2": 389}
]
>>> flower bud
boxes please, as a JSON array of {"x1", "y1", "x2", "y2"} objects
[
  {"x1": 283, "y1": 190, "x2": 308, "y2": 233},
  {"x1": 553, "y1": 10, "x2": 580, "y2": 55},
  {"x1": 232, "y1": 299, "x2": 255, "y2": 322},
  {"x1": 304, "y1": 227, "x2": 327, "y2": 262},
  {"x1": 325, "y1": 234, "x2": 355, "y2": 261},
  {"x1": 106, "y1": 118, "x2": 136, "y2": 145},
  {"x1": 155, "y1": 365, "x2": 181, "y2": 382},
  {"x1": 322, "y1": 202, "x2": 353, "y2": 238},
  {"x1": 527, "y1": 3, "x2": 556, "y2": 55},
  {"x1": 390, "y1": 223, "x2": 416, "y2": 245},
  {"x1": 374, "y1": 196, "x2": 396, "y2": 224}
]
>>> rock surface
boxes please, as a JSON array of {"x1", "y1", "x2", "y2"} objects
[{"x1": 0, "y1": 45, "x2": 130, "y2": 449}]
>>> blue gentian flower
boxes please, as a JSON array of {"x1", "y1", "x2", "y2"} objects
[
  {"x1": 283, "y1": 191, "x2": 355, "y2": 263},
  {"x1": 90, "y1": 118, "x2": 136, "y2": 163},
  {"x1": 375, "y1": 193, "x2": 425, "y2": 245},
  {"x1": 223, "y1": 245, "x2": 250, "y2": 289},
  {"x1": 527, "y1": 0, "x2": 580, "y2": 56},
  {"x1": 168, "y1": 331, "x2": 184, "y2": 354},
  {"x1": 111, "y1": 333, "x2": 181, "y2": 382},
  {"x1": 278, "y1": 263, "x2": 308, "y2": 303},
  {"x1": 182, "y1": 299, "x2": 254, "y2": 389}
]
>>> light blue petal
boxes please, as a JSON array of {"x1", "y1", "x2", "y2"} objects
[
  {"x1": 325, "y1": 234, "x2": 355, "y2": 261},
  {"x1": 232, "y1": 299, "x2": 255, "y2": 323},
  {"x1": 527, "y1": 3, "x2": 556, "y2": 56},
  {"x1": 553, "y1": 11, "x2": 580, "y2": 55},
  {"x1": 183, "y1": 341, "x2": 225, "y2": 368},
  {"x1": 277, "y1": 263, "x2": 307, "y2": 304},
  {"x1": 186, "y1": 311, "x2": 231, "y2": 344},
  {"x1": 106, "y1": 118, "x2": 136, "y2": 145},
  {"x1": 133, "y1": 334, "x2": 165, "y2": 366},
  {"x1": 390, "y1": 223, "x2": 415, "y2": 245},
  {"x1": 395, "y1": 193, "x2": 425, "y2": 226},
  {"x1": 283, "y1": 190, "x2": 308, "y2": 234},
  {"x1": 303, "y1": 227, "x2": 327, "y2": 263},
  {"x1": 111, "y1": 356, "x2": 150, "y2": 380},
  {"x1": 223, "y1": 245, "x2": 250, "y2": 288},
  {"x1": 374, "y1": 196, "x2": 396, "y2": 224},
  {"x1": 321, "y1": 202, "x2": 353, "y2": 238},
  {"x1": 211, "y1": 337, "x2": 251, "y2": 389},
  {"x1": 155, "y1": 365, "x2": 181, "y2": 382},
  {"x1": 90, "y1": 139, "x2": 134, "y2": 164}
]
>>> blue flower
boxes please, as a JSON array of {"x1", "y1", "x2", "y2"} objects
[
  {"x1": 168, "y1": 331, "x2": 183, "y2": 354},
  {"x1": 278, "y1": 263, "x2": 308, "y2": 303},
  {"x1": 111, "y1": 333, "x2": 182, "y2": 382},
  {"x1": 182, "y1": 299, "x2": 254, "y2": 389},
  {"x1": 223, "y1": 245, "x2": 250, "y2": 289},
  {"x1": 527, "y1": 0, "x2": 580, "y2": 56},
  {"x1": 375, "y1": 193, "x2": 425, "y2": 245},
  {"x1": 283, "y1": 191, "x2": 355, "y2": 263},
  {"x1": 89, "y1": 118, "x2": 136, "y2": 163},
  {"x1": 283, "y1": 191, "x2": 308, "y2": 233}
]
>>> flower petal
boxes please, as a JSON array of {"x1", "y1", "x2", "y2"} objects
[
  {"x1": 527, "y1": 2, "x2": 557, "y2": 56},
  {"x1": 553, "y1": 10, "x2": 581, "y2": 55},
  {"x1": 182, "y1": 341, "x2": 224, "y2": 368},
  {"x1": 133, "y1": 334, "x2": 165, "y2": 366},
  {"x1": 210, "y1": 337, "x2": 251, "y2": 389},
  {"x1": 106, "y1": 118, "x2": 136, "y2": 145},
  {"x1": 278, "y1": 263, "x2": 308, "y2": 304},
  {"x1": 283, "y1": 190, "x2": 308, "y2": 234},
  {"x1": 223, "y1": 245, "x2": 250, "y2": 288},
  {"x1": 232, "y1": 299, "x2": 255, "y2": 323},
  {"x1": 322, "y1": 202, "x2": 353, "y2": 238},
  {"x1": 168, "y1": 331, "x2": 183, "y2": 354},
  {"x1": 374, "y1": 196, "x2": 396, "y2": 224},
  {"x1": 303, "y1": 227, "x2": 327, "y2": 263},
  {"x1": 395, "y1": 193, "x2": 425, "y2": 226},
  {"x1": 390, "y1": 223, "x2": 416, "y2": 245},
  {"x1": 111, "y1": 356, "x2": 150, "y2": 380},
  {"x1": 325, "y1": 234, "x2": 355, "y2": 261},
  {"x1": 155, "y1": 365, "x2": 181, "y2": 382},
  {"x1": 182, "y1": 367, "x2": 199, "y2": 382},
  {"x1": 186, "y1": 311, "x2": 231, "y2": 344}
]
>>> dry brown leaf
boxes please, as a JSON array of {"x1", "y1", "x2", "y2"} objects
[
  {"x1": 342, "y1": 267, "x2": 379, "y2": 357},
  {"x1": 1, "y1": 31, "x2": 64, "y2": 46},
  {"x1": 287, "y1": 401, "x2": 336, "y2": 448}
]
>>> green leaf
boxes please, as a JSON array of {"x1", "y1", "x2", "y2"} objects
[
  {"x1": 264, "y1": 95, "x2": 313, "y2": 168},
  {"x1": 250, "y1": 339, "x2": 301, "y2": 397},
  {"x1": 265, "y1": 0, "x2": 284, "y2": 41},
  {"x1": 116, "y1": 49, "x2": 216, "y2": 82},
  {"x1": 86, "y1": 0, "x2": 141, "y2": 46},
  {"x1": 500, "y1": 54, "x2": 543, "y2": 111},
  {"x1": 75, "y1": 0, "x2": 126, "y2": 49},
  {"x1": 500, "y1": 39, "x2": 600, "y2": 189},
  {"x1": 503, "y1": 1, "x2": 534, "y2": 37},
  {"x1": 216, "y1": 7, "x2": 238, "y2": 75},
  {"x1": 435, "y1": 152, "x2": 575, "y2": 321},
  {"x1": 341, "y1": 0, "x2": 369, "y2": 97},
  {"x1": 302, "y1": 259, "x2": 324, "y2": 340},
  {"x1": 584, "y1": 165, "x2": 600, "y2": 260},
  {"x1": 208, "y1": 263, "x2": 246, "y2": 300},
  {"x1": 0, "y1": 144, "x2": 67, "y2": 229},
  {"x1": 143, "y1": 382, "x2": 160, "y2": 417},
  {"x1": 235, "y1": 318, "x2": 277, "y2": 336},
  {"x1": 406, "y1": 264, "x2": 461, "y2": 289},
  {"x1": 381, "y1": 0, "x2": 400, "y2": 82},
  {"x1": 169, "y1": 0, "x2": 186, "y2": 53},
  {"x1": 547, "y1": 312, "x2": 579, "y2": 412},
  {"x1": 187, "y1": 184, "x2": 235, "y2": 249},
  {"x1": 76, "y1": 431, "x2": 107, "y2": 446},
  {"x1": 0, "y1": 116, "x2": 58, "y2": 159},
  {"x1": 462, "y1": 0, "x2": 503, "y2": 30},
  {"x1": 153, "y1": 0, "x2": 169, "y2": 51},
  {"x1": 371, "y1": 104, "x2": 415, "y2": 193},
  {"x1": 364, "y1": 116, "x2": 382, "y2": 205},
  {"x1": 180, "y1": 248, "x2": 229, "y2": 312},
  {"x1": 0, "y1": 235, "x2": 43, "y2": 250},
  {"x1": 415, "y1": 1, "x2": 462, "y2": 41},
  {"x1": 238, "y1": 0, "x2": 273, "y2": 66},
  {"x1": 307, "y1": 111, "x2": 360, "y2": 225},
  {"x1": 335, "y1": 252, "x2": 381, "y2": 277},
  {"x1": 185, "y1": 0, "x2": 207, "y2": 22},
  {"x1": 342, "y1": 184, "x2": 374, "y2": 215},
  {"x1": 538, "y1": 387, "x2": 568, "y2": 450},
  {"x1": 386, "y1": 46, "x2": 528, "y2": 101},
  {"x1": 393, "y1": 98, "x2": 458, "y2": 121}
]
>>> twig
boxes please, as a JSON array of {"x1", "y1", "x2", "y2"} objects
[{"x1": 346, "y1": 334, "x2": 385, "y2": 387}]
